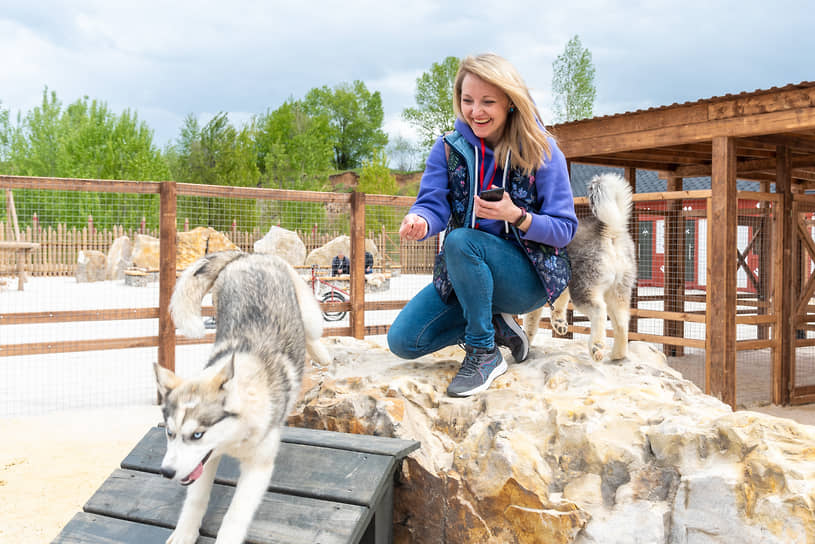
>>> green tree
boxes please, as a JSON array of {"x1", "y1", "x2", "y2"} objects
[
  {"x1": 254, "y1": 99, "x2": 334, "y2": 190},
  {"x1": 0, "y1": 100, "x2": 10, "y2": 167},
  {"x1": 402, "y1": 56, "x2": 459, "y2": 150},
  {"x1": 169, "y1": 112, "x2": 260, "y2": 231},
  {"x1": 303, "y1": 81, "x2": 388, "y2": 170},
  {"x1": 358, "y1": 148, "x2": 402, "y2": 232},
  {"x1": 387, "y1": 135, "x2": 421, "y2": 173},
  {"x1": 6, "y1": 88, "x2": 169, "y2": 229},
  {"x1": 552, "y1": 35, "x2": 597, "y2": 123}
]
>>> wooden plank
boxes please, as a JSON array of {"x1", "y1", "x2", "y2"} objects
[
  {"x1": 83, "y1": 469, "x2": 368, "y2": 544},
  {"x1": 158, "y1": 181, "x2": 177, "y2": 373},
  {"x1": 0, "y1": 175, "x2": 162, "y2": 194},
  {"x1": 177, "y1": 182, "x2": 353, "y2": 204},
  {"x1": 350, "y1": 191, "x2": 365, "y2": 339},
  {"x1": 557, "y1": 107, "x2": 815, "y2": 158},
  {"x1": 281, "y1": 427, "x2": 420, "y2": 459},
  {"x1": 53, "y1": 511, "x2": 216, "y2": 544},
  {"x1": 707, "y1": 136, "x2": 738, "y2": 407},
  {"x1": 664, "y1": 175, "x2": 685, "y2": 356},
  {"x1": 0, "y1": 308, "x2": 160, "y2": 325},
  {"x1": 777, "y1": 146, "x2": 793, "y2": 405},
  {"x1": 0, "y1": 336, "x2": 160, "y2": 357},
  {"x1": 120, "y1": 427, "x2": 399, "y2": 507}
]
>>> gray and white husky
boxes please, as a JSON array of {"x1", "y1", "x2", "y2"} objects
[
  {"x1": 524, "y1": 173, "x2": 636, "y2": 361},
  {"x1": 153, "y1": 251, "x2": 329, "y2": 544}
]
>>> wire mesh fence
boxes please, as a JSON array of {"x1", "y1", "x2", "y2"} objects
[{"x1": 0, "y1": 175, "x2": 804, "y2": 415}]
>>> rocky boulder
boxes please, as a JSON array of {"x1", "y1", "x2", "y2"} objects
[
  {"x1": 177, "y1": 227, "x2": 239, "y2": 270},
  {"x1": 253, "y1": 226, "x2": 306, "y2": 266},
  {"x1": 75, "y1": 250, "x2": 106, "y2": 282},
  {"x1": 290, "y1": 337, "x2": 815, "y2": 544},
  {"x1": 105, "y1": 236, "x2": 133, "y2": 280},
  {"x1": 305, "y1": 234, "x2": 379, "y2": 268},
  {"x1": 131, "y1": 234, "x2": 160, "y2": 270},
  {"x1": 130, "y1": 228, "x2": 239, "y2": 271}
]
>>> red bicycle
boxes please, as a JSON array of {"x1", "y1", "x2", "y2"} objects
[{"x1": 310, "y1": 265, "x2": 349, "y2": 321}]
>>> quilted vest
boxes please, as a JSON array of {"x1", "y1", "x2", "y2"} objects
[{"x1": 432, "y1": 130, "x2": 571, "y2": 305}]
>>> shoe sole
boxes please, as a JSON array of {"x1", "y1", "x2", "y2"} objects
[
  {"x1": 447, "y1": 359, "x2": 508, "y2": 397},
  {"x1": 499, "y1": 313, "x2": 529, "y2": 363}
]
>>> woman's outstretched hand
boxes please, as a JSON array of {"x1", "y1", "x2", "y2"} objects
[{"x1": 399, "y1": 213, "x2": 428, "y2": 241}]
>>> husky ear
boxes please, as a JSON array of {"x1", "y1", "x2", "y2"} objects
[
  {"x1": 211, "y1": 354, "x2": 236, "y2": 391},
  {"x1": 153, "y1": 362, "x2": 181, "y2": 404}
]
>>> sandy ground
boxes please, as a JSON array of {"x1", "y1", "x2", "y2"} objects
[
  {"x1": 0, "y1": 404, "x2": 162, "y2": 544},
  {"x1": 3, "y1": 401, "x2": 815, "y2": 544}
]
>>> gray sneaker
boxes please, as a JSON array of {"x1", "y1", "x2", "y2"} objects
[
  {"x1": 493, "y1": 313, "x2": 529, "y2": 363},
  {"x1": 446, "y1": 345, "x2": 507, "y2": 397}
]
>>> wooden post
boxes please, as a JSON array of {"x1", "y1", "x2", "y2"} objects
[
  {"x1": 625, "y1": 167, "x2": 639, "y2": 335},
  {"x1": 158, "y1": 181, "x2": 177, "y2": 373},
  {"x1": 349, "y1": 191, "x2": 365, "y2": 339},
  {"x1": 707, "y1": 136, "x2": 737, "y2": 407},
  {"x1": 758, "y1": 181, "x2": 772, "y2": 341},
  {"x1": 775, "y1": 146, "x2": 792, "y2": 405},
  {"x1": 665, "y1": 174, "x2": 685, "y2": 356}
]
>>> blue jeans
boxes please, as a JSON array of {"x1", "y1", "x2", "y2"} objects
[{"x1": 388, "y1": 228, "x2": 549, "y2": 358}]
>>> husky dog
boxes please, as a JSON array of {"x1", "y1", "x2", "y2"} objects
[
  {"x1": 524, "y1": 173, "x2": 636, "y2": 361},
  {"x1": 153, "y1": 251, "x2": 329, "y2": 544}
]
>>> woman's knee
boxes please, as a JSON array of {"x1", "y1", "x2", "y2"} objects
[
  {"x1": 443, "y1": 228, "x2": 477, "y2": 257},
  {"x1": 387, "y1": 322, "x2": 415, "y2": 359}
]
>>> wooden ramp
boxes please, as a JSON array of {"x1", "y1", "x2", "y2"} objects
[{"x1": 53, "y1": 426, "x2": 420, "y2": 544}]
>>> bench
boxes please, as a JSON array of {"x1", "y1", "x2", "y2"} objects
[
  {"x1": 0, "y1": 241, "x2": 40, "y2": 291},
  {"x1": 52, "y1": 426, "x2": 419, "y2": 544}
]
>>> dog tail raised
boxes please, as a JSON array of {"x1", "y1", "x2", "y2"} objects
[
  {"x1": 587, "y1": 173, "x2": 633, "y2": 238},
  {"x1": 170, "y1": 250, "x2": 244, "y2": 338}
]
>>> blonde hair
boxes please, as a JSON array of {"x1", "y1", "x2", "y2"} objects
[{"x1": 453, "y1": 53, "x2": 552, "y2": 175}]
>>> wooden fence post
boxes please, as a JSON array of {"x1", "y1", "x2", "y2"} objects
[
  {"x1": 158, "y1": 181, "x2": 177, "y2": 373},
  {"x1": 350, "y1": 191, "x2": 365, "y2": 339}
]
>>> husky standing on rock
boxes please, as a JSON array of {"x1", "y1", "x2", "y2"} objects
[
  {"x1": 153, "y1": 251, "x2": 329, "y2": 544},
  {"x1": 524, "y1": 173, "x2": 636, "y2": 361}
]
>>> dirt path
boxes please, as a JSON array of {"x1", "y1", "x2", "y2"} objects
[{"x1": 0, "y1": 405, "x2": 160, "y2": 543}]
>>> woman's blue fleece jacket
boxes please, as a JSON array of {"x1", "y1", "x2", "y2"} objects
[{"x1": 409, "y1": 118, "x2": 577, "y2": 248}]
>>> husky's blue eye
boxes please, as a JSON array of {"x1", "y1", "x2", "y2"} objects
[
  {"x1": 166, "y1": 429, "x2": 174, "y2": 439},
  {"x1": 192, "y1": 431, "x2": 204, "y2": 440}
]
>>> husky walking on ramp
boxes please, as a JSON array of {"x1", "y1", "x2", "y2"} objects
[
  {"x1": 524, "y1": 173, "x2": 636, "y2": 361},
  {"x1": 153, "y1": 251, "x2": 329, "y2": 544}
]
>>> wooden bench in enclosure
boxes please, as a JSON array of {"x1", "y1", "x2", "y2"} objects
[
  {"x1": 53, "y1": 426, "x2": 420, "y2": 544},
  {"x1": 0, "y1": 241, "x2": 40, "y2": 291}
]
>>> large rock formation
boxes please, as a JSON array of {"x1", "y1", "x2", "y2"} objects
[
  {"x1": 305, "y1": 235, "x2": 379, "y2": 268},
  {"x1": 253, "y1": 226, "x2": 306, "y2": 266},
  {"x1": 75, "y1": 250, "x2": 106, "y2": 282},
  {"x1": 290, "y1": 337, "x2": 815, "y2": 544},
  {"x1": 130, "y1": 228, "x2": 239, "y2": 271}
]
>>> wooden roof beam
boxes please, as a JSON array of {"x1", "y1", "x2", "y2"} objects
[
  {"x1": 673, "y1": 154, "x2": 815, "y2": 178},
  {"x1": 556, "y1": 107, "x2": 815, "y2": 157}
]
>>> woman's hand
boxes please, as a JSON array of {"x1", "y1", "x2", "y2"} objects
[
  {"x1": 399, "y1": 213, "x2": 429, "y2": 240},
  {"x1": 475, "y1": 191, "x2": 522, "y2": 223}
]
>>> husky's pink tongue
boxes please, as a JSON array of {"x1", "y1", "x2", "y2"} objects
[{"x1": 184, "y1": 462, "x2": 204, "y2": 484}]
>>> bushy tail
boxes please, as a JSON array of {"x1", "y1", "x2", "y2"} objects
[
  {"x1": 587, "y1": 173, "x2": 633, "y2": 238},
  {"x1": 170, "y1": 250, "x2": 244, "y2": 338}
]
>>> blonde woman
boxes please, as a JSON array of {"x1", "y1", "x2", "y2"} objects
[{"x1": 388, "y1": 53, "x2": 577, "y2": 397}]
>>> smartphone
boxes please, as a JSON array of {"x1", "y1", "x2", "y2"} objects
[{"x1": 479, "y1": 187, "x2": 505, "y2": 202}]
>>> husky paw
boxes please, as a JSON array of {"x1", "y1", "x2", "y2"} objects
[
  {"x1": 551, "y1": 317, "x2": 568, "y2": 336},
  {"x1": 590, "y1": 342, "x2": 606, "y2": 362},
  {"x1": 610, "y1": 344, "x2": 628, "y2": 360},
  {"x1": 166, "y1": 527, "x2": 199, "y2": 544}
]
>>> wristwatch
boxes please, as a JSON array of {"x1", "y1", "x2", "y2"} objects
[{"x1": 513, "y1": 207, "x2": 527, "y2": 228}]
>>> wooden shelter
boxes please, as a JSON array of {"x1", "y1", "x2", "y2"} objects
[{"x1": 550, "y1": 81, "x2": 815, "y2": 407}]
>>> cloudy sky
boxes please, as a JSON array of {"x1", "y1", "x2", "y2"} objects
[{"x1": 1, "y1": 1, "x2": 813, "y2": 149}]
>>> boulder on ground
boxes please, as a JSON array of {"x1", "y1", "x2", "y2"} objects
[
  {"x1": 75, "y1": 250, "x2": 106, "y2": 282},
  {"x1": 253, "y1": 226, "x2": 306, "y2": 266},
  {"x1": 290, "y1": 337, "x2": 815, "y2": 544},
  {"x1": 105, "y1": 236, "x2": 132, "y2": 280}
]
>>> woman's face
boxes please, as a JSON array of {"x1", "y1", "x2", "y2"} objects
[{"x1": 460, "y1": 73, "x2": 511, "y2": 147}]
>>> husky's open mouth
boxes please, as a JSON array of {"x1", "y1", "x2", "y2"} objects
[{"x1": 180, "y1": 450, "x2": 213, "y2": 486}]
